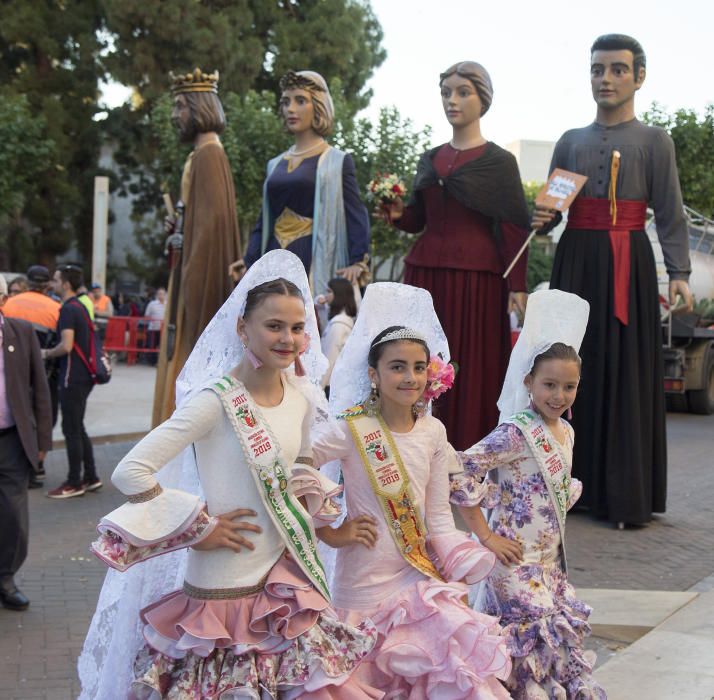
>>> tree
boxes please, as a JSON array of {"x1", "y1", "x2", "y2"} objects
[
  {"x1": 642, "y1": 103, "x2": 714, "y2": 217},
  {"x1": 336, "y1": 106, "x2": 432, "y2": 280},
  {"x1": 100, "y1": 0, "x2": 386, "y2": 282},
  {"x1": 0, "y1": 0, "x2": 106, "y2": 270}
]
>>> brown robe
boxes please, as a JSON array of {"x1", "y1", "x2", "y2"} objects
[{"x1": 152, "y1": 140, "x2": 240, "y2": 425}]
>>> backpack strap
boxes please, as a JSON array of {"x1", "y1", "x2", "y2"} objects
[{"x1": 67, "y1": 299, "x2": 97, "y2": 380}]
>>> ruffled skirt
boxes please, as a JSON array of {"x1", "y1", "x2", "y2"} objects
[
  {"x1": 482, "y1": 563, "x2": 607, "y2": 699},
  {"x1": 338, "y1": 577, "x2": 512, "y2": 699},
  {"x1": 131, "y1": 554, "x2": 381, "y2": 699}
]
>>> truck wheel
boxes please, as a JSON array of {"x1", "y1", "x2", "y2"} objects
[
  {"x1": 666, "y1": 393, "x2": 689, "y2": 413},
  {"x1": 687, "y1": 345, "x2": 714, "y2": 415}
]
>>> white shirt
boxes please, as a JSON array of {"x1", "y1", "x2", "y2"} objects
[
  {"x1": 320, "y1": 312, "x2": 354, "y2": 389},
  {"x1": 144, "y1": 299, "x2": 166, "y2": 331}
]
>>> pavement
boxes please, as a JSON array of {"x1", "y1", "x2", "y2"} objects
[{"x1": 1, "y1": 364, "x2": 713, "y2": 699}]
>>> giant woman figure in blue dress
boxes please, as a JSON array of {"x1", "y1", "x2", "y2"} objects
[{"x1": 243, "y1": 70, "x2": 370, "y2": 298}]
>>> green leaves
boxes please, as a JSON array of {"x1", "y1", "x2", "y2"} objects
[{"x1": 642, "y1": 102, "x2": 714, "y2": 217}]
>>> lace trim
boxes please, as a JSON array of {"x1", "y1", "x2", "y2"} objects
[
  {"x1": 127, "y1": 484, "x2": 164, "y2": 503},
  {"x1": 182, "y1": 573, "x2": 269, "y2": 600}
]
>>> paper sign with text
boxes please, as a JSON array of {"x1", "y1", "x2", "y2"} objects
[{"x1": 535, "y1": 169, "x2": 588, "y2": 211}]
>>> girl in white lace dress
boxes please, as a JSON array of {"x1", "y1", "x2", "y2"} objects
[{"x1": 79, "y1": 251, "x2": 380, "y2": 700}]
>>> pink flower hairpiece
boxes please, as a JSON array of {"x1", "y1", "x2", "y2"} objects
[{"x1": 422, "y1": 354, "x2": 457, "y2": 404}]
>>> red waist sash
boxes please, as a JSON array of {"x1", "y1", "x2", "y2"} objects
[{"x1": 567, "y1": 197, "x2": 647, "y2": 326}]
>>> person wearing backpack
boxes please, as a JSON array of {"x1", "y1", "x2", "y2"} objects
[{"x1": 42, "y1": 265, "x2": 103, "y2": 498}]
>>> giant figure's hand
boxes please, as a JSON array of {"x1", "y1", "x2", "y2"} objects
[
  {"x1": 531, "y1": 204, "x2": 557, "y2": 231},
  {"x1": 669, "y1": 279, "x2": 693, "y2": 313}
]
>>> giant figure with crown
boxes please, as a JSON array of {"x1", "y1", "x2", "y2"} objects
[{"x1": 152, "y1": 68, "x2": 242, "y2": 426}]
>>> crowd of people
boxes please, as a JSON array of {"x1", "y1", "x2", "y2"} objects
[{"x1": 0, "y1": 28, "x2": 696, "y2": 700}]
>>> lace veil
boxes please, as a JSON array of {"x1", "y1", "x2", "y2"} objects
[
  {"x1": 78, "y1": 249, "x2": 327, "y2": 699},
  {"x1": 496, "y1": 289, "x2": 590, "y2": 422}
]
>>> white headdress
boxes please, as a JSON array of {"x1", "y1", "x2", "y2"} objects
[
  {"x1": 328, "y1": 282, "x2": 449, "y2": 416},
  {"x1": 78, "y1": 249, "x2": 327, "y2": 699},
  {"x1": 497, "y1": 289, "x2": 590, "y2": 423}
]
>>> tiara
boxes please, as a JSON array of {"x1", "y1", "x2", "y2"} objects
[
  {"x1": 372, "y1": 328, "x2": 427, "y2": 348},
  {"x1": 279, "y1": 70, "x2": 326, "y2": 94},
  {"x1": 170, "y1": 68, "x2": 219, "y2": 95}
]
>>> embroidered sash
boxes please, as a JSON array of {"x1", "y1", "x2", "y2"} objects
[
  {"x1": 210, "y1": 375, "x2": 330, "y2": 599},
  {"x1": 507, "y1": 409, "x2": 571, "y2": 572},
  {"x1": 341, "y1": 405, "x2": 444, "y2": 582}
]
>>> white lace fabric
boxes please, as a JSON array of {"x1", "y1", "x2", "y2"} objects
[
  {"x1": 496, "y1": 289, "x2": 590, "y2": 422},
  {"x1": 78, "y1": 249, "x2": 329, "y2": 699}
]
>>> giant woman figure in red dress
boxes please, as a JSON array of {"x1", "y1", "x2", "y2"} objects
[{"x1": 386, "y1": 62, "x2": 530, "y2": 449}]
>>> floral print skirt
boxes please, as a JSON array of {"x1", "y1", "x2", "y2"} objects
[{"x1": 130, "y1": 554, "x2": 380, "y2": 699}]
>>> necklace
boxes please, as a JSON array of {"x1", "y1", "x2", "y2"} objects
[{"x1": 288, "y1": 140, "x2": 325, "y2": 157}]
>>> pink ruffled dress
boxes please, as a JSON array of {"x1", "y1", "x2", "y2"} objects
[
  {"x1": 91, "y1": 380, "x2": 381, "y2": 700},
  {"x1": 313, "y1": 415, "x2": 512, "y2": 699}
]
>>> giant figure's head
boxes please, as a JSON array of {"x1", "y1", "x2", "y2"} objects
[
  {"x1": 169, "y1": 68, "x2": 226, "y2": 143},
  {"x1": 590, "y1": 34, "x2": 646, "y2": 111},
  {"x1": 278, "y1": 70, "x2": 334, "y2": 137}
]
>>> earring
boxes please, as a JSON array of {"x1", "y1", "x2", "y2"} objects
[
  {"x1": 294, "y1": 355, "x2": 306, "y2": 377},
  {"x1": 366, "y1": 382, "x2": 380, "y2": 416},
  {"x1": 412, "y1": 398, "x2": 426, "y2": 418},
  {"x1": 242, "y1": 341, "x2": 263, "y2": 370}
]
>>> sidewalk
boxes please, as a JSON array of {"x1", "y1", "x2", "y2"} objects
[{"x1": 1, "y1": 364, "x2": 712, "y2": 698}]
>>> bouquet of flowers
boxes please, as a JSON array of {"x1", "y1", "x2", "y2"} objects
[
  {"x1": 366, "y1": 173, "x2": 407, "y2": 205},
  {"x1": 422, "y1": 354, "x2": 457, "y2": 404}
]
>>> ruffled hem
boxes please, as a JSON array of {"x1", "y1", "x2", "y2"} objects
[
  {"x1": 338, "y1": 577, "x2": 512, "y2": 700},
  {"x1": 429, "y1": 532, "x2": 495, "y2": 585},
  {"x1": 132, "y1": 555, "x2": 381, "y2": 699},
  {"x1": 503, "y1": 603, "x2": 606, "y2": 699}
]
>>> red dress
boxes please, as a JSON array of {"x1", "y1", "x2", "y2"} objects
[{"x1": 398, "y1": 143, "x2": 528, "y2": 449}]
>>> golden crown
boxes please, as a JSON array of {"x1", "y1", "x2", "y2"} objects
[{"x1": 169, "y1": 68, "x2": 219, "y2": 95}]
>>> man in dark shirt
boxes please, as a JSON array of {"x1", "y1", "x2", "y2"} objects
[{"x1": 43, "y1": 265, "x2": 102, "y2": 498}]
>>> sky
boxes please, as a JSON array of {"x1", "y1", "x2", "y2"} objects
[
  {"x1": 363, "y1": 0, "x2": 713, "y2": 147},
  {"x1": 101, "y1": 0, "x2": 713, "y2": 147}
]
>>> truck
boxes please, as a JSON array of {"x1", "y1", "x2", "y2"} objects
[{"x1": 649, "y1": 206, "x2": 714, "y2": 414}]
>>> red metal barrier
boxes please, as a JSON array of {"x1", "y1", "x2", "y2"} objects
[{"x1": 103, "y1": 316, "x2": 163, "y2": 365}]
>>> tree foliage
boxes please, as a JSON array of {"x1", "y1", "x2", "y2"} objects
[
  {"x1": 642, "y1": 103, "x2": 714, "y2": 217},
  {"x1": 0, "y1": 0, "x2": 106, "y2": 270}
]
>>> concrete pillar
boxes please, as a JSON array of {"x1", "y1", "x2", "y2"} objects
[{"x1": 92, "y1": 176, "x2": 109, "y2": 289}]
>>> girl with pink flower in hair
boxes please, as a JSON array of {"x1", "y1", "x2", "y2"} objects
[{"x1": 312, "y1": 282, "x2": 512, "y2": 699}]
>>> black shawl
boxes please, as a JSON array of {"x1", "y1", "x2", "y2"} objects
[{"x1": 409, "y1": 143, "x2": 531, "y2": 239}]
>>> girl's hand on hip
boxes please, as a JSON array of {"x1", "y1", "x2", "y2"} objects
[
  {"x1": 485, "y1": 532, "x2": 523, "y2": 565},
  {"x1": 318, "y1": 515, "x2": 378, "y2": 549},
  {"x1": 192, "y1": 508, "x2": 262, "y2": 553}
]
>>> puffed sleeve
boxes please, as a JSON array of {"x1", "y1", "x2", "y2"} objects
[
  {"x1": 449, "y1": 422, "x2": 527, "y2": 507},
  {"x1": 342, "y1": 154, "x2": 371, "y2": 264},
  {"x1": 289, "y1": 403, "x2": 343, "y2": 526},
  {"x1": 425, "y1": 420, "x2": 496, "y2": 584},
  {"x1": 90, "y1": 390, "x2": 222, "y2": 571}
]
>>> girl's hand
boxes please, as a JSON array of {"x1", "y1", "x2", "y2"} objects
[
  {"x1": 317, "y1": 515, "x2": 378, "y2": 549},
  {"x1": 482, "y1": 531, "x2": 523, "y2": 565},
  {"x1": 191, "y1": 508, "x2": 262, "y2": 553}
]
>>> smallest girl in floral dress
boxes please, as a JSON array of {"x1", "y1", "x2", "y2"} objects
[{"x1": 450, "y1": 289, "x2": 607, "y2": 700}]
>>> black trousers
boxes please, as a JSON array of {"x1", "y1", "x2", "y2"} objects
[
  {"x1": 0, "y1": 429, "x2": 31, "y2": 586},
  {"x1": 59, "y1": 381, "x2": 97, "y2": 487}
]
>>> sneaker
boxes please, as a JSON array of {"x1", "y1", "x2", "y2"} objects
[
  {"x1": 83, "y1": 478, "x2": 103, "y2": 492},
  {"x1": 28, "y1": 477, "x2": 43, "y2": 490},
  {"x1": 35, "y1": 465, "x2": 46, "y2": 482},
  {"x1": 47, "y1": 483, "x2": 85, "y2": 499}
]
